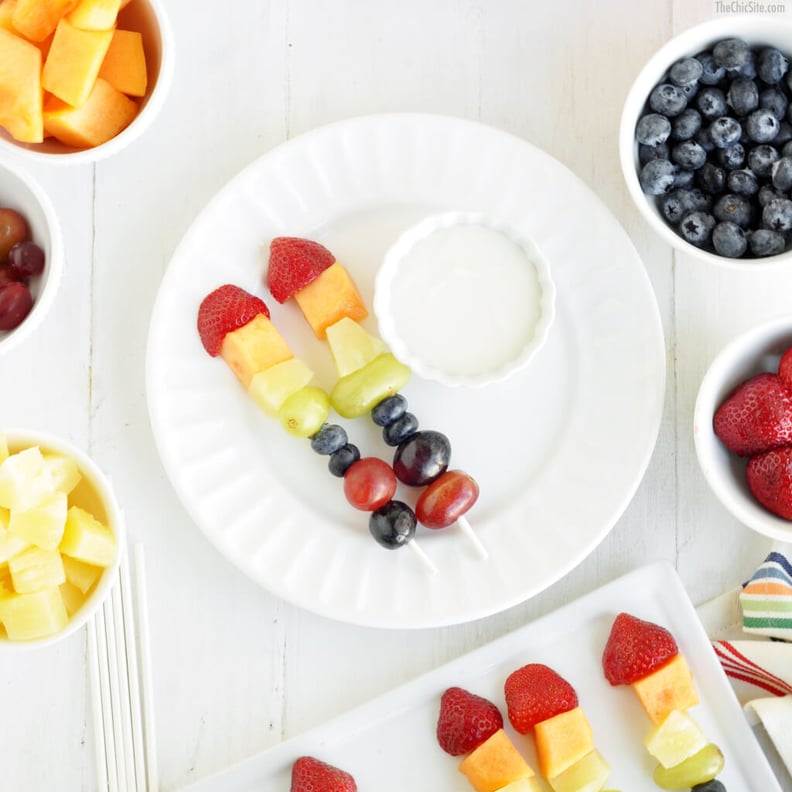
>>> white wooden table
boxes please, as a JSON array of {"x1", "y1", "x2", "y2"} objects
[{"x1": 1, "y1": 0, "x2": 789, "y2": 789}]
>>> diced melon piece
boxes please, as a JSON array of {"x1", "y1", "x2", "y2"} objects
[
  {"x1": 326, "y1": 317, "x2": 387, "y2": 377},
  {"x1": 0, "y1": 28, "x2": 43, "y2": 143},
  {"x1": 0, "y1": 0, "x2": 18, "y2": 32},
  {"x1": 59, "y1": 580, "x2": 84, "y2": 615},
  {"x1": 0, "y1": 446, "x2": 54, "y2": 511},
  {"x1": 535, "y1": 706, "x2": 595, "y2": 780},
  {"x1": 61, "y1": 554, "x2": 102, "y2": 593},
  {"x1": 9, "y1": 546, "x2": 65, "y2": 593},
  {"x1": 294, "y1": 262, "x2": 368, "y2": 339},
  {"x1": 11, "y1": 0, "x2": 78, "y2": 41},
  {"x1": 547, "y1": 749, "x2": 610, "y2": 792},
  {"x1": 42, "y1": 18, "x2": 113, "y2": 106},
  {"x1": 66, "y1": 0, "x2": 121, "y2": 30},
  {"x1": 98, "y1": 28, "x2": 146, "y2": 96},
  {"x1": 9, "y1": 490, "x2": 67, "y2": 550},
  {"x1": 59, "y1": 505, "x2": 115, "y2": 566},
  {"x1": 493, "y1": 779, "x2": 541, "y2": 792},
  {"x1": 220, "y1": 313, "x2": 293, "y2": 388},
  {"x1": 42, "y1": 453, "x2": 82, "y2": 495},
  {"x1": 248, "y1": 357, "x2": 314, "y2": 416},
  {"x1": 459, "y1": 729, "x2": 537, "y2": 792},
  {"x1": 644, "y1": 709, "x2": 708, "y2": 769},
  {"x1": 43, "y1": 76, "x2": 137, "y2": 147},
  {"x1": 631, "y1": 654, "x2": 699, "y2": 725},
  {"x1": 0, "y1": 587, "x2": 68, "y2": 640}
]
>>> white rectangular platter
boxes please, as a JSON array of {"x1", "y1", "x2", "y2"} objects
[{"x1": 182, "y1": 562, "x2": 781, "y2": 791}]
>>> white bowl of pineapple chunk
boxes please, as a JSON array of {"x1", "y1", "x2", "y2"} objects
[{"x1": 0, "y1": 430, "x2": 123, "y2": 648}]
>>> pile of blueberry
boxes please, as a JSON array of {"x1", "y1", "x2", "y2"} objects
[{"x1": 636, "y1": 37, "x2": 792, "y2": 259}]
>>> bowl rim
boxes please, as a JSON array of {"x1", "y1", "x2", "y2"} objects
[
  {"x1": 373, "y1": 209, "x2": 557, "y2": 388},
  {"x1": 693, "y1": 313, "x2": 792, "y2": 542},
  {"x1": 620, "y1": 14, "x2": 792, "y2": 269},
  {"x1": 0, "y1": 428, "x2": 125, "y2": 651}
]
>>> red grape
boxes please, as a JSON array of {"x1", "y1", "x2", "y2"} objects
[
  {"x1": 343, "y1": 457, "x2": 397, "y2": 511},
  {"x1": 0, "y1": 264, "x2": 22, "y2": 288},
  {"x1": 8, "y1": 241, "x2": 45, "y2": 278},
  {"x1": 0, "y1": 282, "x2": 33, "y2": 330},
  {"x1": 416, "y1": 470, "x2": 479, "y2": 529},
  {"x1": 0, "y1": 208, "x2": 30, "y2": 263}
]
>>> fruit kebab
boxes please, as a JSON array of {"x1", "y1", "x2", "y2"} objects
[
  {"x1": 195, "y1": 283, "x2": 437, "y2": 573},
  {"x1": 264, "y1": 236, "x2": 487, "y2": 559},
  {"x1": 602, "y1": 612, "x2": 725, "y2": 790}
]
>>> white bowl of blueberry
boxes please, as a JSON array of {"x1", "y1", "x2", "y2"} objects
[{"x1": 621, "y1": 15, "x2": 792, "y2": 264}]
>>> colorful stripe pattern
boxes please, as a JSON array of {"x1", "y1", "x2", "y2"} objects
[
  {"x1": 738, "y1": 551, "x2": 792, "y2": 640},
  {"x1": 713, "y1": 641, "x2": 792, "y2": 697}
]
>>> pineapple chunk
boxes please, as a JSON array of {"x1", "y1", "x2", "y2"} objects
[
  {"x1": 644, "y1": 709, "x2": 708, "y2": 769},
  {"x1": 59, "y1": 580, "x2": 84, "y2": 616},
  {"x1": 0, "y1": 530, "x2": 29, "y2": 564},
  {"x1": 59, "y1": 505, "x2": 116, "y2": 566},
  {"x1": 0, "y1": 432, "x2": 8, "y2": 463},
  {"x1": 325, "y1": 317, "x2": 387, "y2": 377},
  {"x1": 547, "y1": 749, "x2": 610, "y2": 792},
  {"x1": 9, "y1": 546, "x2": 65, "y2": 593},
  {"x1": 0, "y1": 562, "x2": 13, "y2": 594},
  {"x1": 42, "y1": 452, "x2": 82, "y2": 495},
  {"x1": 248, "y1": 358, "x2": 314, "y2": 417},
  {"x1": 9, "y1": 490, "x2": 68, "y2": 550},
  {"x1": 0, "y1": 447, "x2": 54, "y2": 511},
  {"x1": 62, "y1": 554, "x2": 102, "y2": 593},
  {"x1": 0, "y1": 587, "x2": 68, "y2": 640}
]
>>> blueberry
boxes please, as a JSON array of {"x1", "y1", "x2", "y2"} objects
[
  {"x1": 635, "y1": 113, "x2": 672, "y2": 146},
  {"x1": 746, "y1": 108, "x2": 780, "y2": 143},
  {"x1": 670, "y1": 57, "x2": 703, "y2": 87},
  {"x1": 696, "y1": 51, "x2": 726, "y2": 85},
  {"x1": 691, "y1": 780, "x2": 726, "y2": 792},
  {"x1": 775, "y1": 121, "x2": 792, "y2": 146},
  {"x1": 772, "y1": 156, "x2": 792, "y2": 191},
  {"x1": 649, "y1": 83, "x2": 687, "y2": 117},
  {"x1": 783, "y1": 139, "x2": 792, "y2": 158},
  {"x1": 695, "y1": 125, "x2": 716, "y2": 152},
  {"x1": 757, "y1": 47, "x2": 789, "y2": 84},
  {"x1": 382, "y1": 412, "x2": 419, "y2": 446},
  {"x1": 661, "y1": 188, "x2": 711, "y2": 224},
  {"x1": 673, "y1": 169, "x2": 695, "y2": 188},
  {"x1": 712, "y1": 221, "x2": 748, "y2": 257},
  {"x1": 638, "y1": 141, "x2": 669, "y2": 166},
  {"x1": 759, "y1": 184, "x2": 785, "y2": 207},
  {"x1": 670, "y1": 108, "x2": 702, "y2": 141},
  {"x1": 679, "y1": 210, "x2": 716, "y2": 247},
  {"x1": 726, "y1": 168, "x2": 759, "y2": 196},
  {"x1": 763, "y1": 197, "x2": 792, "y2": 231},
  {"x1": 709, "y1": 116, "x2": 741, "y2": 148},
  {"x1": 369, "y1": 501, "x2": 416, "y2": 549},
  {"x1": 696, "y1": 162, "x2": 726, "y2": 194},
  {"x1": 727, "y1": 77, "x2": 759, "y2": 116},
  {"x1": 716, "y1": 143, "x2": 745, "y2": 170},
  {"x1": 747, "y1": 144, "x2": 780, "y2": 177},
  {"x1": 671, "y1": 140, "x2": 706, "y2": 170},
  {"x1": 328, "y1": 443, "x2": 360, "y2": 477},
  {"x1": 759, "y1": 88, "x2": 788, "y2": 121},
  {"x1": 371, "y1": 393, "x2": 408, "y2": 427},
  {"x1": 639, "y1": 158, "x2": 677, "y2": 195},
  {"x1": 680, "y1": 81, "x2": 699, "y2": 101},
  {"x1": 310, "y1": 423, "x2": 348, "y2": 455},
  {"x1": 750, "y1": 228, "x2": 786, "y2": 257},
  {"x1": 713, "y1": 38, "x2": 751, "y2": 71},
  {"x1": 696, "y1": 86, "x2": 727, "y2": 120},
  {"x1": 713, "y1": 193, "x2": 752, "y2": 227}
]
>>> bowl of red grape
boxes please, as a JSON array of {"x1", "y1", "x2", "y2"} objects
[{"x1": 0, "y1": 158, "x2": 63, "y2": 353}]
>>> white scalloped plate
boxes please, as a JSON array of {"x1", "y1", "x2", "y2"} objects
[{"x1": 146, "y1": 114, "x2": 665, "y2": 628}]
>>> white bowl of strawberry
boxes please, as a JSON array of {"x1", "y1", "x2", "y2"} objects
[{"x1": 694, "y1": 314, "x2": 792, "y2": 541}]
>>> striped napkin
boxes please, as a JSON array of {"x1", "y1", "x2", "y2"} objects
[{"x1": 738, "y1": 550, "x2": 792, "y2": 639}]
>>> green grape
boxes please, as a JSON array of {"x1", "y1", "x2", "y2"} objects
[
  {"x1": 278, "y1": 385, "x2": 330, "y2": 437},
  {"x1": 330, "y1": 353, "x2": 410, "y2": 419},
  {"x1": 653, "y1": 743, "x2": 724, "y2": 790}
]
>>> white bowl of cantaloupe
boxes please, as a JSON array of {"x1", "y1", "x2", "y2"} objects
[
  {"x1": 0, "y1": 0, "x2": 173, "y2": 161},
  {"x1": 0, "y1": 429, "x2": 125, "y2": 649}
]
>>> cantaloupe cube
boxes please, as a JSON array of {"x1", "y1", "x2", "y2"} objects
[
  {"x1": 59, "y1": 505, "x2": 115, "y2": 566},
  {"x1": 248, "y1": 357, "x2": 314, "y2": 416},
  {"x1": 535, "y1": 706, "x2": 595, "y2": 779},
  {"x1": 0, "y1": 0, "x2": 18, "y2": 32},
  {"x1": 62, "y1": 554, "x2": 102, "y2": 593},
  {"x1": 43, "y1": 76, "x2": 138, "y2": 148},
  {"x1": 66, "y1": 0, "x2": 121, "y2": 30},
  {"x1": 11, "y1": 0, "x2": 77, "y2": 41},
  {"x1": 0, "y1": 28, "x2": 43, "y2": 143},
  {"x1": 9, "y1": 490, "x2": 67, "y2": 550},
  {"x1": 9, "y1": 546, "x2": 65, "y2": 593},
  {"x1": 42, "y1": 18, "x2": 113, "y2": 107},
  {"x1": 43, "y1": 453, "x2": 82, "y2": 495},
  {"x1": 547, "y1": 749, "x2": 610, "y2": 792},
  {"x1": 631, "y1": 654, "x2": 699, "y2": 725},
  {"x1": 459, "y1": 729, "x2": 537, "y2": 792},
  {"x1": 294, "y1": 262, "x2": 368, "y2": 339},
  {"x1": 0, "y1": 587, "x2": 68, "y2": 640},
  {"x1": 98, "y1": 28, "x2": 146, "y2": 96},
  {"x1": 59, "y1": 580, "x2": 84, "y2": 615},
  {"x1": 220, "y1": 313, "x2": 294, "y2": 388},
  {"x1": 0, "y1": 446, "x2": 54, "y2": 511}
]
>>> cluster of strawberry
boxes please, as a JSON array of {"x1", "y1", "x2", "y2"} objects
[{"x1": 714, "y1": 347, "x2": 792, "y2": 518}]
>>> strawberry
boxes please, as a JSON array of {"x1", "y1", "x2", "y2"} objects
[
  {"x1": 290, "y1": 756, "x2": 357, "y2": 792},
  {"x1": 267, "y1": 236, "x2": 335, "y2": 304},
  {"x1": 436, "y1": 686, "x2": 503, "y2": 756},
  {"x1": 503, "y1": 663, "x2": 578, "y2": 734},
  {"x1": 778, "y1": 347, "x2": 792, "y2": 392},
  {"x1": 196, "y1": 284, "x2": 269, "y2": 356},
  {"x1": 713, "y1": 372, "x2": 792, "y2": 457},
  {"x1": 746, "y1": 446, "x2": 792, "y2": 519},
  {"x1": 602, "y1": 612, "x2": 678, "y2": 686}
]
